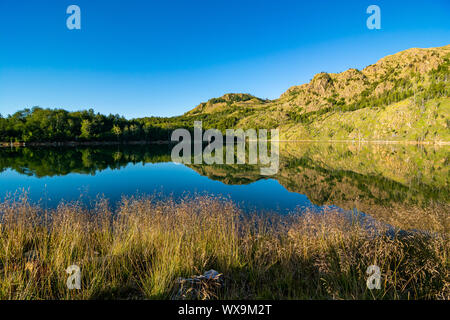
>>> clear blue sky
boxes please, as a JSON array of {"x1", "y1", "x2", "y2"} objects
[{"x1": 0, "y1": 0, "x2": 449, "y2": 118}]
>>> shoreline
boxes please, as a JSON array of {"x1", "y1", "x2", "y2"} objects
[
  {"x1": 0, "y1": 140, "x2": 172, "y2": 148},
  {"x1": 276, "y1": 139, "x2": 450, "y2": 145},
  {"x1": 1, "y1": 139, "x2": 449, "y2": 148}
]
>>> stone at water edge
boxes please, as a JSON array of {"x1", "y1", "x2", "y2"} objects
[{"x1": 202, "y1": 269, "x2": 221, "y2": 280}]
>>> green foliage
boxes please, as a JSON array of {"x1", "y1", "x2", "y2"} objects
[
  {"x1": 0, "y1": 107, "x2": 173, "y2": 142},
  {"x1": 1, "y1": 54, "x2": 449, "y2": 143},
  {"x1": 286, "y1": 57, "x2": 450, "y2": 128},
  {"x1": 288, "y1": 107, "x2": 332, "y2": 124}
]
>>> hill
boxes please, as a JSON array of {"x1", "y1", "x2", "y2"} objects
[
  {"x1": 1, "y1": 45, "x2": 449, "y2": 144},
  {"x1": 177, "y1": 45, "x2": 450, "y2": 142}
]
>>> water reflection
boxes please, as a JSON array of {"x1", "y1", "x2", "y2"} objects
[{"x1": 0, "y1": 143, "x2": 448, "y2": 231}]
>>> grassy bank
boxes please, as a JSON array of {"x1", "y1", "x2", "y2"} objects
[{"x1": 0, "y1": 195, "x2": 448, "y2": 300}]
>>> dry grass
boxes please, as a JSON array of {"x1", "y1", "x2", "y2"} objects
[{"x1": 0, "y1": 194, "x2": 448, "y2": 300}]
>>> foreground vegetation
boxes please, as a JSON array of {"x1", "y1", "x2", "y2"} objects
[{"x1": 0, "y1": 194, "x2": 448, "y2": 300}]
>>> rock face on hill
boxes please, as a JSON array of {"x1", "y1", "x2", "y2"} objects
[
  {"x1": 180, "y1": 45, "x2": 450, "y2": 142},
  {"x1": 281, "y1": 46, "x2": 449, "y2": 112},
  {"x1": 187, "y1": 93, "x2": 268, "y2": 115}
]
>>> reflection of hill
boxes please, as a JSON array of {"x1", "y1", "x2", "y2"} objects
[
  {"x1": 190, "y1": 143, "x2": 448, "y2": 204},
  {"x1": 1, "y1": 143, "x2": 447, "y2": 205},
  {"x1": 187, "y1": 143, "x2": 449, "y2": 231},
  {"x1": 0, "y1": 143, "x2": 448, "y2": 231}
]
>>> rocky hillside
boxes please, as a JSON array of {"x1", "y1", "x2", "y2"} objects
[
  {"x1": 187, "y1": 93, "x2": 268, "y2": 115},
  {"x1": 178, "y1": 45, "x2": 450, "y2": 142}
]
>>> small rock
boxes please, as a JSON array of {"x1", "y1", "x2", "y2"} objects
[
  {"x1": 202, "y1": 269, "x2": 221, "y2": 280},
  {"x1": 174, "y1": 270, "x2": 224, "y2": 300}
]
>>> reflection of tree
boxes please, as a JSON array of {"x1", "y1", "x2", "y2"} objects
[
  {"x1": 81, "y1": 149, "x2": 93, "y2": 168},
  {"x1": 0, "y1": 145, "x2": 172, "y2": 178},
  {"x1": 0, "y1": 143, "x2": 447, "y2": 209},
  {"x1": 113, "y1": 151, "x2": 123, "y2": 162}
]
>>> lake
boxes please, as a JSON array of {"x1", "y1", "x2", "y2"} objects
[{"x1": 0, "y1": 142, "x2": 448, "y2": 229}]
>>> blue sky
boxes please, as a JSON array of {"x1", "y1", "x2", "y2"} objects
[{"x1": 0, "y1": 0, "x2": 449, "y2": 118}]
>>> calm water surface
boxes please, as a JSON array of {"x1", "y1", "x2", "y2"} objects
[{"x1": 0, "y1": 143, "x2": 448, "y2": 217}]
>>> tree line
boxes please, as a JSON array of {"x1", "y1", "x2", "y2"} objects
[
  {"x1": 0, "y1": 108, "x2": 175, "y2": 143},
  {"x1": 1, "y1": 56, "x2": 448, "y2": 143},
  {"x1": 0, "y1": 105, "x2": 261, "y2": 143}
]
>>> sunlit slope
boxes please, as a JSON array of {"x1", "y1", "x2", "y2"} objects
[
  {"x1": 277, "y1": 97, "x2": 450, "y2": 141},
  {"x1": 180, "y1": 45, "x2": 450, "y2": 142}
]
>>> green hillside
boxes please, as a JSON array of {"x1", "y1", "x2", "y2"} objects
[
  {"x1": 173, "y1": 45, "x2": 450, "y2": 142},
  {"x1": 1, "y1": 45, "x2": 449, "y2": 143}
]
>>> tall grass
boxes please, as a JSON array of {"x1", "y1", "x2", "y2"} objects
[{"x1": 0, "y1": 194, "x2": 448, "y2": 300}]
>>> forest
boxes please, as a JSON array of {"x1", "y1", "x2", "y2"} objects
[{"x1": 0, "y1": 108, "x2": 175, "y2": 143}]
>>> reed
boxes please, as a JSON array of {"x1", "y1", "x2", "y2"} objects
[{"x1": 0, "y1": 194, "x2": 448, "y2": 300}]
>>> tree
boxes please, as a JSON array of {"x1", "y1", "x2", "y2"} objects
[
  {"x1": 112, "y1": 125, "x2": 122, "y2": 141},
  {"x1": 80, "y1": 119, "x2": 93, "y2": 140}
]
